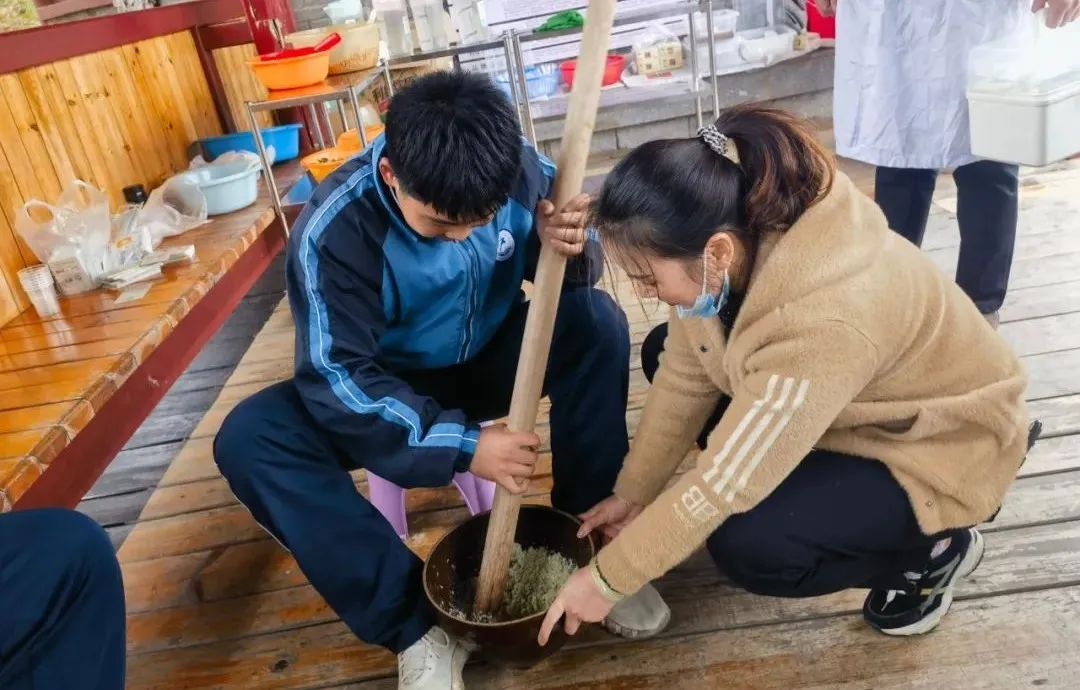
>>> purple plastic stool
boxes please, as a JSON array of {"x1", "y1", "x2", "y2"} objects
[
  {"x1": 367, "y1": 467, "x2": 496, "y2": 541},
  {"x1": 367, "y1": 421, "x2": 497, "y2": 539},
  {"x1": 367, "y1": 471, "x2": 495, "y2": 540}
]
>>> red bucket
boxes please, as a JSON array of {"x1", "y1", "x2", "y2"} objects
[
  {"x1": 807, "y1": 1, "x2": 836, "y2": 39},
  {"x1": 559, "y1": 53, "x2": 626, "y2": 89}
]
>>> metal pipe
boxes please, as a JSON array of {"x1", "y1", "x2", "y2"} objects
[
  {"x1": 337, "y1": 99, "x2": 350, "y2": 135},
  {"x1": 348, "y1": 85, "x2": 368, "y2": 147},
  {"x1": 323, "y1": 102, "x2": 338, "y2": 141},
  {"x1": 383, "y1": 61, "x2": 395, "y2": 98},
  {"x1": 510, "y1": 32, "x2": 538, "y2": 145},
  {"x1": 501, "y1": 32, "x2": 526, "y2": 130},
  {"x1": 385, "y1": 38, "x2": 506, "y2": 67},
  {"x1": 705, "y1": 0, "x2": 719, "y2": 118},
  {"x1": 308, "y1": 104, "x2": 326, "y2": 149},
  {"x1": 688, "y1": 9, "x2": 702, "y2": 129},
  {"x1": 248, "y1": 105, "x2": 286, "y2": 236}
]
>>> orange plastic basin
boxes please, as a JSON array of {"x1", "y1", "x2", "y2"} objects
[
  {"x1": 247, "y1": 52, "x2": 331, "y2": 91},
  {"x1": 301, "y1": 147, "x2": 350, "y2": 183},
  {"x1": 336, "y1": 124, "x2": 385, "y2": 153}
]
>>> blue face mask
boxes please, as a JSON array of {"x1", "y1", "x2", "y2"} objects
[{"x1": 676, "y1": 255, "x2": 729, "y2": 319}]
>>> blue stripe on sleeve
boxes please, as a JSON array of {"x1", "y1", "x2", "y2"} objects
[
  {"x1": 536, "y1": 150, "x2": 557, "y2": 182},
  {"x1": 298, "y1": 167, "x2": 479, "y2": 452}
]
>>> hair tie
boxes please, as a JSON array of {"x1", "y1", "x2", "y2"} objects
[{"x1": 697, "y1": 124, "x2": 740, "y2": 166}]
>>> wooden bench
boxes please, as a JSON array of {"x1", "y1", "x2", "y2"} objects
[
  {"x1": 0, "y1": 0, "x2": 314, "y2": 512},
  {"x1": 0, "y1": 178, "x2": 293, "y2": 512}
]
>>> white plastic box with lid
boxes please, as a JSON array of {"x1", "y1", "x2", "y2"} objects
[{"x1": 967, "y1": 13, "x2": 1080, "y2": 166}]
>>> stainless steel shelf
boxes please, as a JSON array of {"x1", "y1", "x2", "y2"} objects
[
  {"x1": 531, "y1": 81, "x2": 707, "y2": 114},
  {"x1": 518, "y1": 0, "x2": 704, "y2": 44},
  {"x1": 385, "y1": 37, "x2": 507, "y2": 67},
  {"x1": 244, "y1": 63, "x2": 392, "y2": 236},
  {"x1": 510, "y1": 0, "x2": 720, "y2": 142},
  {"x1": 247, "y1": 66, "x2": 387, "y2": 112},
  {"x1": 249, "y1": 0, "x2": 721, "y2": 229}
]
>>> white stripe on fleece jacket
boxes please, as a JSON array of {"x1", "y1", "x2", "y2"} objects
[{"x1": 596, "y1": 171, "x2": 1029, "y2": 595}]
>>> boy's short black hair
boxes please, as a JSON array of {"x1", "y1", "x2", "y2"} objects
[{"x1": 385, "y1": 70, "x2": 522, "y2": 223}]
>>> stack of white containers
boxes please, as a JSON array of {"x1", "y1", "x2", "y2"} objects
[
  {"x1": 967, "y1": 12, "x2": 1080, "y2": 166},
  {"x1": 408, "y1": 0, "x2": 451, "y2": 51}
]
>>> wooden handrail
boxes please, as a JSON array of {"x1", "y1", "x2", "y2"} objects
[
  {"x1": 0, "y1": 0, "x2": 246, "y2": 74},
  {"x1": 35, "y1": 0, "x2": 113, "y2": 23}
]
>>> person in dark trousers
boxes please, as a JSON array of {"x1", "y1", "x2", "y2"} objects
[
  {"x1": 821, "y1": 0, "x2": 1079, "y2": 328},
  {"x1": 0, "y1": 509, "x2": 126, "y2": 690},
  {"x1": 875, "y1": 163, "x2": 1017, "y2": 326},
  {"x1": 213, "y1": 71, "x2": 666, "y2": 690}
]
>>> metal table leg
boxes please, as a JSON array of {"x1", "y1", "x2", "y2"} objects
[
  {"x1": 247, "y1": 104, "x2": 287, "y2": 236},
  {"x1": 383, "y1": 62, "x2": 395, "y2": 97},
  {"x1": 337, "y1": 99, "x2": 351, "y2": 133},
  {"x1": 501, "y1": 32, "x2": 525, "y2": 130},
  {"x1": 308, "y1": 104, "x2": 326, "y2": 149},
  {"x1": 511, "y1": 32, "x2": 537, "y2": 145},
  {"x1": 689, "y1": 9, "x2": 703, "y2": 129},
  {"x1": 348, "y1": 85, "x2": 368, "y2": 147},
  {"x1": 323, "y1": 102, "x2": 339, "y2": 141},
  {"x1": 705, "y1": 0, "x2": 720, "y2": 118}
]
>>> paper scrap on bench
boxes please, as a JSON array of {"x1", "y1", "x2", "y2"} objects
[{"x1": 113, "y1": 282, "x2": 153, "y2": 305}]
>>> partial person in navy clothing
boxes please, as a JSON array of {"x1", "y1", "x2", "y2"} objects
[
  {"x1": 214, "y1": 71, "x2": 665, "y2": 690},
  {"x1": 0, "y1": 509, "x2": 126, "y2": 690}
]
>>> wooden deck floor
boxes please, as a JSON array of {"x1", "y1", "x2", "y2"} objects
[
  {"x1": 116, "y1": 159, "x2": 1080, "y2": 689},
  {"x1": 77, "y1": 255, "x2": 286, "y2": 549}
]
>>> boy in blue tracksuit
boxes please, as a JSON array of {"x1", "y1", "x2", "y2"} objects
[{"x1": 215, "y1": 72, "x2": 664, "y2": 689}]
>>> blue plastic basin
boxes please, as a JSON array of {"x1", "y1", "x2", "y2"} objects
[
  {"x1": 495, "y1": 65, "x2": 561, "y2": 101},
  {"x1": 199, "y1": 123, "x2": 303, "y2": 163}
]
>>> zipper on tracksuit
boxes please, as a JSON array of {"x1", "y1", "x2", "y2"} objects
[{"x1": 458, "y1": 240, "x2": 481, "y2": 362}]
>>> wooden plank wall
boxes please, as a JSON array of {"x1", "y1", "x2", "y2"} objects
[
  {"x1": 0, "y1": 31, "x2": 223, "y2": 327},
  {"x1": 211, "y1": 43, "x2": 272, "y2": 133}
]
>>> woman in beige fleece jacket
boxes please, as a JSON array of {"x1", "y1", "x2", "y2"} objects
[{"x1": 538, "y1": 105, "x2": 1033, "y2": 645}]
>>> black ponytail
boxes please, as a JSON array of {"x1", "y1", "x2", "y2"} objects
[
  {"x1": 591, "y1": 104, "x2": 834, "y2": 265},
  {"x1": 715, "y1": 104, "x2": 834, "y2": 236}
]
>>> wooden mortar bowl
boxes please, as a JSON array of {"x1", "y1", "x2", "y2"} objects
[{"x1": 423, "y1": 505, "x2": 597, "y2": 667}]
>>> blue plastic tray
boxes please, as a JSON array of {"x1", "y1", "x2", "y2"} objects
[{"x1": 199, "y1": 123, "x2": 303, "y2": 163}]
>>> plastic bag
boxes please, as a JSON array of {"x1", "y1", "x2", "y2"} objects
[
  {"x1": 15, "y1": 180, "x2": 112, "y2": 295},
  {"x1": 105, "y1": 204, "x2": 156, "y2": 273},
  {"x1": 15, "y1": 200, "x2": 67, "y2": 265},
  {"x1": 136, "y1": 175, "x2": 209, "y2": 245},
  {"x1": 15, "y1": 201, "x2": 94, "y2": 295},
  {"x1": 56, "y1": 180, "x2": 111, "y2": 275},
  {"x1": 632, "y1": 23, "x2": 684, "y2": 76}
]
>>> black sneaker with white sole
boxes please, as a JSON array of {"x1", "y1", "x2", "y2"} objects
[{"x1": 863, "y1": 528, "x2": 985, "y2": 636}]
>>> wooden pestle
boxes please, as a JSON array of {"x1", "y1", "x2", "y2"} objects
[{"x1": 473, "y1": 0, "x2": 619, "y2": 616}]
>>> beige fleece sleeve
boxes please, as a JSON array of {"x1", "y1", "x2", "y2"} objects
[
  {"x1": 598, "y1": 321, "x2": 878, "y2": 595},
  {"x1": 613, "y1": 314, "x2": 723, "y2": 507}
]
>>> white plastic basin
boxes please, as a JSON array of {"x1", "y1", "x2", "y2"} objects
[{"x1": 179, "y1": 162, "x2": 259, "y2": 216}]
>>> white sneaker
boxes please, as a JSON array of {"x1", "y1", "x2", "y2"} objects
[
  {"x1": 602, "y1": 582, "x2": 671, "y2": 639},
  {"x1": 397, "y1": 626, "x2": 470, "y2": 690}
]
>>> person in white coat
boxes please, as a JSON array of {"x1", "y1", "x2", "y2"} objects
[{"x1": 820, "y1": 0, "x2": 1079, "y2": 328}]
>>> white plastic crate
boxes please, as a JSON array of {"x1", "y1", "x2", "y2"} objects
[
  {"x1": 966, "y1": 13, "x2": 1080, "y2": 166},
  {"x1": 968, "y1": 79, "x2": 1080, "y2": 167}
]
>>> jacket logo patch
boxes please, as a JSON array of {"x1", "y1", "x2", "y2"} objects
[
  {"x1": 496, "y1": 229, "x2": 515, "y2": 261},
  {"x1": 677, "y1": 485, "x2": 718, "y2": 526}
]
